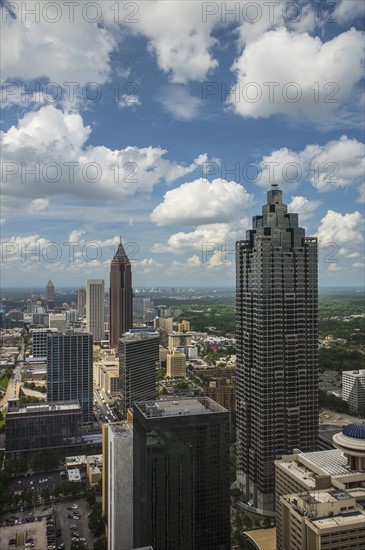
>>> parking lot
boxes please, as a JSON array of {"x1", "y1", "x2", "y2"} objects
[
  {"x1": 8, "y1": 471, "x2": 59, "y2": 498},
  {"x1": 0, "y1": 506, "x2": 53, "y2": 550},
  {"x1": 54, "y1": 498, "x2": 93, "y2": 550},
  {"x1": 1, "y1": 497, "x2": 94, "y2": 549}
]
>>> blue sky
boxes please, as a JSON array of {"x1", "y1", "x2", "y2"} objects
[{"x1": 1, "y1": 0, "x2": 364, "y2": 288}]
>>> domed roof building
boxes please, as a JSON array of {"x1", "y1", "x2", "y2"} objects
[{"x1": 333, "y1": 422, "x2": 365, "y2": 471}]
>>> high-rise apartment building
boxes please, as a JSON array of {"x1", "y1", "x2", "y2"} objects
[
  {"x1": 47, "y1": 330, "x2": 93, "y2": 422},
  {"x1": 236, "y1": 184, "x2": 318, "y2": 512},
  {"x1": 342, "y1": 370, "x2": 365, "y2": 415},
  {"x1": 166, "y1": 350, "x2": 186, "y2": 378},
  {"x1": 45, "y1": 279, "x2": 55, "y2": 310},
  {"x1": 133, "y1": 398, "x2": 230, "y2": 550},
  {"x1": 109, "y1": 241, "x2": 132, "y2": 350},
  {"x1": 178, "y1": 319, "x2": 190, "y2": 332},
  {"x1": 118, "y1": 332, "x2": 159, "y2": 418},
  {"x1": 155, "y1": 316, "x2": 173, "y2": 347},
  {"x1": 168, "y1": 331, "x2": 192, "y2": 350},
  {"x1": 77, "y1": 287, "x2": 86, "y2": 316},
  {"x1": 32, "y1": 328, "x2": 58, "y2": 358},
  {"x1": 86, "y1": 279, "x2": 105, "y2": 342}
]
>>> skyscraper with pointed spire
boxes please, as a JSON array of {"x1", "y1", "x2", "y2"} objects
[
  {"x1": 235, "y1": 185, "x2": 318, "y2": 512},
  {"x1": 109, "y1": 238, "x2": 132, "y2": 350},
  {"x1": 45, "y1": 279, "x2": 55, "y2": 310}
]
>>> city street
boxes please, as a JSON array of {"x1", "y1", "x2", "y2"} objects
[{"x1": 0, "y1": 342, "x2": 24, "y2": 412}]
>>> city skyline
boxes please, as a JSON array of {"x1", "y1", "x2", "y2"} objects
[{"x1": 1, "y1": 1, "x2": 364, "y2": 289}]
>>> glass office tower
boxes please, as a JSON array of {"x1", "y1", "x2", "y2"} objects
[{"x1": 133, "y1": 398, "x2": 230, "y2": 550}]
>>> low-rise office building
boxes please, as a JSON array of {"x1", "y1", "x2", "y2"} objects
[
  {"x1": 5, "y1": 399, "x2": 82, "y2": 460},
  {"x1": 275, "y1": 423, "x2": 365, "y2": 550}
]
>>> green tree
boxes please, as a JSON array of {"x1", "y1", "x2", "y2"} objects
[
  {"x1": 88, "y1": 502, "x2": 105, "y2": 537},
  {"x1": 31, "y1": 448, "x2": 59, "y2": 472},
  {"x1": 243, "y1": 515, "x2": 253, "y2": 530},
  {"x1": 232, "y1": 511, "x2": 244, "y2": 531},
  {"x1": 71, "y1": 542, "x2": 88, "y2": 550},
  {"x1": 94, "y1": 537, "x2": 107, "y2": 550},
  {"x1": 41, "y1": 487, "x2": 50, "y2": 503},
  {"x1": 86, "y1": 487, "x2": 96, "y2": 507},
  {"x1": 262, "y1": 516, "x2": 272, "y2": 528}
]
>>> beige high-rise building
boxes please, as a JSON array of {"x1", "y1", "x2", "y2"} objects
[
  {"x1": 168, "y1": 332, "x2": 192, "y2": 350},
  {"x1": 86, "y1": 279, "x2": 105, "y2": 342},
  {"x1": 178, "y1": 320, "x2": 190, "y2": 332},
  {"x1": 166, "y1": 350, "x2": 186, "y2": 378},
  {"x1": 155, "y1": 317, "x2": 173, "y2": 347},
  {"x1": 275, "y1": 423, "x2": 365, "y2": 550}
]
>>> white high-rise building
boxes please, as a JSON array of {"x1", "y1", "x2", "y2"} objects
[
  {"x1": 102, "y1": 421, "x2": 133, "y2": 550},
  {"x1": 86, "y1": 279, "x2": 105, "y2": 342},
  {"x1": 342, "y1": 370, "x2": 365, "y2": 414}
]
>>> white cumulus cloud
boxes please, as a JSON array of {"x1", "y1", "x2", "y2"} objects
[
  {"x1": 152, "y1": 220, "x2": 248, "y2": 255},
  {"x1": 151, "y1": 178, "x2": 254, "y2": 226},
  {"x1": 256, "y1": 136, "x2": 364, "y2": 192},
  {"x1": 1, "y1": 105, "x2": 207, "y2": 204},
  {"x1": 316, "y1": 210, "x2": 363, "y2": 247},
  {"x1": 229, "y1": 27, "x2": 364, "y2": 123},
  {"x1": 287, "y1": 196, "x2": 321, "y2": 221}
]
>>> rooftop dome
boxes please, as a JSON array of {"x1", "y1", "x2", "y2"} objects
[{"x1": 343, "y1": 423, "x2": 365, "y2": 440}]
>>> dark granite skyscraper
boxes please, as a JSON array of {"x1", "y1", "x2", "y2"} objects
[
  {"x1": 133, "y1": 398, "x2": 230, "y2": 550},
  {"x1": 109, "y1": 240, "x2": 132, "y2": 350},
  {"x1": 236, "y1": 185, "x2": 318, "y2": 512}
]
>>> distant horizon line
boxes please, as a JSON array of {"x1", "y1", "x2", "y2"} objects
[{"x1": 1, "y1": 285, "x2": 364, "y2": 291}]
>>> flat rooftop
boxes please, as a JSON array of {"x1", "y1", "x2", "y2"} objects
[
  {"x1": 279, "y1": 460, "x2": 316, "y2": 489},
  {"x1": 136, "y1": 397, "x2": 228, "y2": 418},
  {"x1": 109, "y1": 421, "x2": 133, "y2": 437},
  {"x1": 7, "y1": 401, "x2": 81, "y2": 415},
  {"x1": 122, "y1": 331, "x2": 159, "y2": 341},
  {"x1": 311, "y1": 510, "x2": 365, "y2": 529}
]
